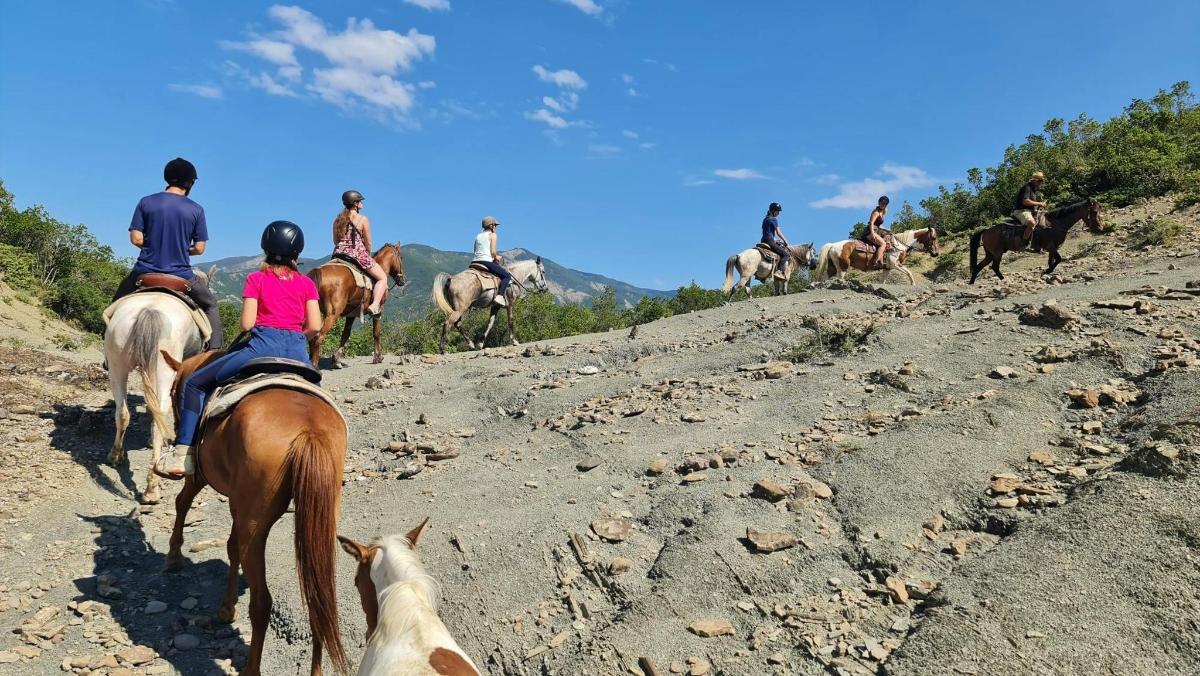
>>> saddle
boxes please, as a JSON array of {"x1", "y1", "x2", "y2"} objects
[
  {"x1": 326, "y1": 255, "x2": 373, "y2": 291},
  {"x1": 466, "y1": 262, "x2": 500, "y2": 292},
  {"x1": 196, "y1": 368, "x2": 344, "y2": 447},
  {"x1": 102, "y1": 281, "x2": 212, "y2": 345},
  {"x1": 137, "y1": 272, "x2": 192, "y2": 295},
  {"x1": 853, "y1": 229, "x2": 894, "y2": 254},
  {"x1": 754, "y1": 242, "x2": 780, "y2": 262}
]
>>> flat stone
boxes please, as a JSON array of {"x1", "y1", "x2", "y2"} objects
[
  {"x1": 990, "y1": 366, "x2": 1017, "y2": 379},
  {"x1": 577, "y1": 366, "x2": 600, "y2": 375},
  {"x1": 746, "y1": 527, "x2": 797, "y2": 553},
  {"x1": 608, "y1": 557, "x2": 633, "y2": 574},
  {"x1": 647, "y1": 458, "x2": 669, "y2": 475},
  {"x1": 681, "y1": 472, "x2": 708, "y2": 483},
  {"x1": 1029, "y1": 451, "x2": 1057, "y2": 466},
  {"x1": 751, "y1": 479, "x2": 789, "y2": 502},
  {"x1": 119, "y1": 645, "x2": 156, "y2": 665},
  {"x1": 687, "y1": 618, "x2": 735, "y2": 638},
  {"x1": 1068, "y1": 388, "x2": 1100, "y2": 408},
  {"x1": 143, "y1": 600, "x2": 167, "y2": 615},
  {"x1": 575, "y1": 457, "x2": 603, "y2": 472},
  {"x1": 173, "y1": 633, "x2": 201, "y2": 651},
  {"x1": 591, "y1": 517, "x2": 632, "y2": 542},
  {"x1": 1082, "y1": 420, "x2": 1103, "y2": 434},
  {"x1": 0, "y1": 651, "x2": 19, "y2": 664},
  {"x1": 990, "y1": 474, "x2": 1021, "y2": 494},
  {"x1": 884, "y1": 576, "x2": 910, "y2": 604}
]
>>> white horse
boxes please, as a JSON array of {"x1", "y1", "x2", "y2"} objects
[
  {"x1": 103, "y1": 271, "x2": 211, "y2": 504},
  {"x1": 721, "y1": 242, "x2": 817, "y2": 302},
  {"x1": 339, "y1": 520, "x2": 481, "y2": 676},
  {"x1": 814, "y1": 228, "x2": 940, "y2": 286},
  {"x1": 431, "y1": 257, "x2": 549, "y2": 354}
]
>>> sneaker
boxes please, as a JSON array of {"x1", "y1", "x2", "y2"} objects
[
  {"x1": 153, "y1": 445, "x2": 195, "y2": 480},
  {"x1": 493, "y1": 294, "x2": 509, "y2": 307}
]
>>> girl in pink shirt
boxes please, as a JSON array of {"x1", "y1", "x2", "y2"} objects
[{"x1": 156, "y1": 221, "x2": 321, "y2": 478}]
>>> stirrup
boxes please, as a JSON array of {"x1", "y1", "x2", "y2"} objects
[{"x1": 153, "y1": 446, "x2": 194, "y2": 480}]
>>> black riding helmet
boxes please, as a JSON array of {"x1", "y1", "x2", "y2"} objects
[
  {"x1": 769, "y1": 202, "x2": 782, "y2": 213},
  {"x1": 342, "y1": 190, "x2": 364, "y2": 208},
  {"x1": 164, "y1": 157, "x2": 197, "y2": 187},
  {"x1": 261, "y1": 221, "x2": 305, "y2": 264},
  {"x1": 878, "y1": 196, "x2": 890, "y2": 206}
]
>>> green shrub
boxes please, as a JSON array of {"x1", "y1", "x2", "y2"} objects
[
  {"x1": 1128, "y1": 217, "x2": 1184, "y2": 248},
  {"x1": 928, "y1": 251, "x2": 966, "y2": 281},
  {"x1": 0, "y1": 243, "x2": 36, "y2": 290}
]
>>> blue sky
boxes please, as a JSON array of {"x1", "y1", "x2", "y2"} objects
[{"x1": 2, "y1": 1, "x2": 1197, "y2": 290}]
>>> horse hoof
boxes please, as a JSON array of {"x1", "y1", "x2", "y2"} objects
[
  {"x1": 139, "y1": 489, "x2": 161, "y2": 506},
  {"x1": 217, "y1": 606, "x2": 236, "y2": 624},
  {"x1": 105, "y1": 451, "x2": 123, "y2": 467},
  {"x1": 164, "y1": 555, "x2": 186, "y2": 572},
  {"x1": 372, "y1": 356, "x2": 383, "y2": 365}
]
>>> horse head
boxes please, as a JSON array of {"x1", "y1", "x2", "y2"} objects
[
  {"x1": 378, "y1": 242, "x2": 407, "y2": 287},
  {"x1": 337, "y1": 518, "x2": 432, "y2": 640},
  {"x1": 924, "y1": 228, "x2": 941, "y2": 257},
  {"x1": 531, "y1": 256, "x2": 549, "y2": 292},
  {"x1": 1084, "y1": 199, "x2": 1104, "y2": 233}
]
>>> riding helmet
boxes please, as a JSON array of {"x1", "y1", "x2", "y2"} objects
[
  {"x1": 261, "y1": 220, "x2": 305, "y2": 264},
  {"x1": 342, "y1": 190, "x2": 364, "y2": 208},
  {"x1": 164, "y1": 157, "x2": 198, "y2": 187},
  {"x1": 769, "y1": 202, "x2": 783, "y2": 213},
  {"x1": 878, "y1": 196, "x2": 890, "y2": 205}
]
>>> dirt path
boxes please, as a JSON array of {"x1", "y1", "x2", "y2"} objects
[{"x1": 2, "y1": 201, "x2": 1199, "y2": 676}]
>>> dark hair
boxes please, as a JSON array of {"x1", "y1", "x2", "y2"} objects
[{"x1": 878, "y1": 196, "x2": 890, "y2": 206}]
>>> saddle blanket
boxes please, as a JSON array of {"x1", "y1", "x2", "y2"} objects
[
  {"x1": 324, "y1": 258, "x2": 372, "y2": 290},
  {"x1": 852, "y1": 240, "x2": 893, "y2": 254},
  {"x1": 466, "y1": 263, "x2": 499, "y2": 292},
  {"x1": 199, "y1": 373, "x2": 346, "y2": 438},
  {"x1": 102, "y1": 291, "x2": 212, "y2": 346},
  {"x1": 754, "y1": 243, "x2": 779, "y2": 261}
]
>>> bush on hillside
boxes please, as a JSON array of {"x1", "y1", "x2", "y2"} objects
[
  {"x1": 1128, "y1": 217, "x2": 1184, "y2": 248},
  {"x1": 0, "y1": 243, "x2": 36, "y2": 290}
]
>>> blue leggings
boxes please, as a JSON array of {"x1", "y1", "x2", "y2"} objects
[
  {"x1": 478, "y1": 260, "x2": 513, "y2": 296},
  {"x1": 175, "y1": 326, "x2": 310, "y2": 446}
]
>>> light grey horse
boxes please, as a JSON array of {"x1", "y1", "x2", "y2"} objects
[
  {"x1": 721, "y1": 243, "x2": 817, "y2": 302},
  {"x1": 103, "y1": 269, "x2": 213, "y2": 504},
  {"x1": 431, "y1": 257, "x2": 549, "y2": 354}
]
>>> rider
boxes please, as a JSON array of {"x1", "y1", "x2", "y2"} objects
[
  {"x1": 1013, "y1": 171, "x2": 1048, "y2": 250},
  {"x1": 332, "y1": 190, "x2": 387, "y2": 316},
  {"x1": 864, "y1": 195, "x2": 890, "y2": 269},
  {"x1": 760, "y1": 202, "x2": 790, "y2": 280},
  {"x1": 112, "y1": 157, "x2": 223, "y2": 349},
  {"x1": 473, "y1": 216, "x2": 513, "y2": 306},
  {"x1": 154, "y1": 220, "x2": 321, "y2": 479}
]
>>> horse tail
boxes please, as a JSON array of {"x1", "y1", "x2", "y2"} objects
[
  {"x1": 290, "y1": 427, "x2": 349, "y2": 675},
  {"x1": 969, "y1": 229, "x2": 983, "y2": 272},
  {"x1": 432, "y1": 272, "x2": 454, "y2": 315},
  {"x1": 814, "y1": 244, "x2": 834, "y2": 282},
  {"x1": 721, "y1": 254, "x2": 738, "y2": 294},
  {"x1": 128, "y1": 309, "x2": 172, "y2": 438}
]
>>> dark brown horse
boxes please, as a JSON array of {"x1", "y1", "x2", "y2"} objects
[
  {"x1": 157, "y1": 350, "x2": 349, "y2": 676},
  {"x1": 308, "y1": 244, "x2": 406, "y2": 367},
  {"x1": 969, "y1": 199, "x2": 1103, "y2": 284}
]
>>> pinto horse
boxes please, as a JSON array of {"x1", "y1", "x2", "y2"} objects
[
  {"x1": 721, "y1": 243, "x2": 817, "y2": 302},
  {"x1": 339, "y1": 520, "x2": 480, "y2": 676},
  {"x1": 814, "y1": 227, "x2": 940, "y2": 286},
  {"x1": 157, "y1": 350, "x2": 349, "y2": 676},
  {"x1": 969, "y1": 199, "x2": 1103, "y2": 284},
  {"x1": 309, "y1": 244, "x2": 407, "y2": 368}
]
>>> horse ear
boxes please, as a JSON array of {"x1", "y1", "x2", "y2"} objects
[
  {"x1": 160, "y1": 350, "x2": 183, "y2": 371},
  {"x1": 535, "y1": 256, "x2": 542, "y2": 265},
  {"x1": 337, "y1": 535, "x2": 370, "y2": 562},
  {"x1": 206, "y1": 265, "x2": 217, "y2": 281},
  {"x1": 405, "y1": 517, "x2": 430, "y2": 549}
]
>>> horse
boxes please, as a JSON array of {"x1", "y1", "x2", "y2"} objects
[
  {"x1": 431, "y1": 257, "x2": 549, "y2": 354},
  {"x1": 309, "y1": 244, "x2": 407, "y2": 368},
  {"x1": 157, "y1": 349, "x2": 349, "y2": 676},
  {"x1": 103, "y1": 268, "x2": 213, "y2": 505},
  {"x1": 338, "y1": 520, "x2": 481, "y2": 676},
  {"x1": 813, "y1": 227, "x2": 936, "y2": 285},
  {"x1": 720, "y1": 243, "x2": 817, "y2": 302},
  {"x1": 968, "y1": 199, "x2": 1103, "y2": 284}
]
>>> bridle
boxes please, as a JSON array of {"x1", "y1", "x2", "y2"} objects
[{"x1": 898, "y1": 228, "x2": 937, "y2": 253}]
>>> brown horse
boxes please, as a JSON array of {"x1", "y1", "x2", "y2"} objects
[
  {"x1": 157, "y1": 350, "x2": 349, "y2": 676},
  {"x1": 309, "y1": 244, "x2": 407, "y2": 367},
  {"x1": 969, "y1": 199, "x2": 1103, "y2": 284}
]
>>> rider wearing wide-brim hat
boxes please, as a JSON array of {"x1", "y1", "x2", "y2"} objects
[
  {"x1": 1013, "y1": 171, "x2": 1049, "y2": 250},
  {"x1": 472, "y1": 216, "x2": 514, "y2": 306},
  {"x1": 154, "y1": 220, "x2": 321, "y2": 479}
]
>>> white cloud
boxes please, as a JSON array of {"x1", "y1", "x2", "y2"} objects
[
  {"x1": 684, "y1": 177, "x2": 716, "y2": 187},
  {"x1": 626, "y1": 87, "x2": 639, "y2": 97},
  {"x1": 417, "y1": 80, "x2": 436, "y2": 89},
  {"x1": 167, "y1": 83, "x2": 223, "y2": 99},
  {"x1": 714, "y1": 168, "x2": 769, "y2": 180},
  {"x1": 810, "y1": 163, "x2": 937, "y2": 209},
  {"x1": 250, "y1": 72, "x2": 300, "y2": 97},
  {"x1": 552, "y1": 0, "x2": 602, "y2": 16},
  {"x1": 814, "y1": 173, "x2": 842, "y2": 185},
  {"x1": 532, "y1": 65, "x2": 587, "y2": 90},
  {"x1": 588, "y1": 143, "x2": 622, "y2": 157},
  {"x1": 621, "y1": 73, "x2": 634, "y2": 84},
  {"x1": 220, "y1": 39, "x2": 299, "y2": 66},
  {"x1": 643, "y1": 58, "x2": 677, "y2": 72},
  {"x1": 269, "y1": 6, "x2": 435, "y2": 74},
  {"x1": 639, "y1": 142, "x2": 657, "y2": 150},
  {"x1": 621, "y1": 130, "x2": 639, "y2": 139},
  {"x1": 403, "y1": 0, "x2": 451, "y2": 11},
  {"x1": 794, "y1": 157, "x2": 817, "y2": 168},
  {"x1": 525, "y1": 109, "x2": 569, "y2": 129},
  {"x1": 309, "y1": 67, "x2": 416, "y2": 113}
]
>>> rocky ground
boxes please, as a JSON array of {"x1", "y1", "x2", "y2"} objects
[{"x1": 1, "y1": 197, "x2": 1199, "y2": 676}]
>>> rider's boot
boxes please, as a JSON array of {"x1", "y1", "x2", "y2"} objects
[
  {"x1": 493, "y1": 293, "x2": 508, "y2": 307},
  {"x1": 153, "y1": 444, "x2": 194, "y2": 480}
]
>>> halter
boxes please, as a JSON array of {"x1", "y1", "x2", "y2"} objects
[{"x1": 897, "y1": 228, "x2": 937, "y2": 253}]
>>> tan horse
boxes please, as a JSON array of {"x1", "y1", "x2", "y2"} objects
[
  {"x1": 309, "y1": 244, "x2": 407, "y2": 368},
  {"x1": 157, "y1": 350, "x2": 349, "y2": 676},
  {"x1": 339, "y1": 520, "x2": 480, "y2": 676},
  {"x1": 431, "y1": 257, "x2": 548, "y2": 354}
]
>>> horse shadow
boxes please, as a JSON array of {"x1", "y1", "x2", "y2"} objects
[
  {"x1": 72, "y1": 513, "x2": 249, "y2": 675},
  {"x1": 48, "y1": 400, "x2": 141, "y2": 499}
]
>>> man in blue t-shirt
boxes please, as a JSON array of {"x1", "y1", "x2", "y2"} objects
[
  {"x1": 760, "y1": 202, "x2": 791, "y2": 279},
  {"x1": 111, "y1": 158, "x2": 223, "y2": 348}
]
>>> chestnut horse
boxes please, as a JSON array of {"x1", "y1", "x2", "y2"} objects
[
  {"x1": 969, "y1": 199, "x2": 1103, "y2": 284},
  {"x1": 339, "y1": 520, "x2": 480, "y2": 676},
  {"x1": 814, "y1": 227, "x2": 941, "y2": 286},
  {"x1": 157, "y1": 350, "x2": 349, "y2": 676},
  {"x1": 309, "y1": 244, "x2": 407, "y2": 368}
]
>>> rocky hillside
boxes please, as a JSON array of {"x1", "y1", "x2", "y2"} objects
[
  {"x1": 0, "y1": 197, "x2": 1197, "y2": 676},
  {"x1": 205, "y1": 244, "x2": 671, "y2": 319}
]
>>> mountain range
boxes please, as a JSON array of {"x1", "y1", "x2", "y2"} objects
[{"x1": 203, "y1": 244, "x2": 671, "y2": 319}]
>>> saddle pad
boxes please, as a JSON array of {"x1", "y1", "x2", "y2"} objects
[
  {"x1": 102, "y1": 292, "x2": 212, "y2": 346},
  {"x1": 465, "y1": 266, "x2": 498, "y2": 291},
  {"x1": 200, "y1": 373, "x2": 346, "y2": 438},
  {"x1": 852, "y1": 240, "x2": 877, "y2": 253},
  {"x1": 323, "y1": 258, "x2": 372, "y2": 290},
  {"x1": 754, "y1": 243, "x2": 779, "y2": 260}
]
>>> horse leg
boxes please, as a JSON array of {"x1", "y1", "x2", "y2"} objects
[
  {"x1": 141, "y1": 363, "x2": 175, "y2": 505},
  {"x1": 481, "y1": 306, "x2": 499, "y2": 347},
  {"x1": 507, "y1": 304, "x2": 519, "y2": 346},
  {"x1": 333, "y1": 316, "x2": 355, "y2": 368},
  {"x1": 1046, "y1": 248, "x2": 1062, "y2": 274},
  {"x1": 969, "y1": 251, "x2": 992, "y2": 284},
  {"x1": 900, "y1": 265, "x2": 915, "y2": 285},
  {"x1": 217, "y1": 517, "x2": 240, "y2": 623},
  {"x1": 371, "y1": 314, "x2": 383, "y2": 364},
  {"x1": 106, "y1": 367, "x2": 130, "y2": 467},
  {"x1": 238, "y1": 525, "x2": 273, "y2": 676},
  {"x1": 310, "y1": 312, "x2": 339, "y2": 367},
  {"x1": 451, "y1": 309, "x2": 475, "y2": 350},
  {"x1": 165, "y1": 474, "x2": 206, "y2": 571},
  {"x1": 991, "y1": 254, "x2": 1004, "y2": 280}
]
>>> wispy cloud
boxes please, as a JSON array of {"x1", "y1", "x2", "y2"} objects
[
  {"x1": 532, "y1": 65, "x2": 587, "y2": 90},
  {"x1": 403, "y1": 0, "x2": 451, "y2": 11},
  {"x1": 814, "y1": 173, "x2": 841, "y2": 185},
  {"x1": 220, "y1": 5, "x2": 436, "y2": 123},
  {"x1": 714, "y1": 168, "x2": 769, "y2": 180},
  {"x1": 552, "y1": 0, "x2": 602, "y2": 16},
  {"x1": 167, "y1": 83, "x2": 223, "y2": 99},
  {"x1": 587, "y1": 143, "x2": 622, "y2": 157},
  {"x1": 794, "y1": 157, "x2": 817, "y2": 168},
  {"x1": 621, "y1": 129, "x2": 639, "y2": 139},
  {"x1": 639, "y1": 142, "x2": 657, "y2": 150},
  {"x1": 528, "y1": 65, "x2": 586, "y2": 130},
  {"x1": 621, "y1": 72, "x2": 639, "y2": 97},
  {"x1": 643, "y1": 58, "x2": 678, "y2": 72},
  {"x1": 525, "y1": 109, "x2": 570, "y2": 129},
  {"x1": 810, "y1": 163, "x2": 937, "y2": 209},
  {"x1": 684, "y1": 177, "x2": 716, "y2": 187}
]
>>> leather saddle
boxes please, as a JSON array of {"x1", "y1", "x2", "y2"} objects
[
  {"x1": 331, "y1": 252, "x2": 373, "y2": 276},
  {"x1": 754, "y1": 243, "x2": 780, "y2": 262},
  {"x1": 468, "y1": 261, "x2": 498, "y2": 278},
  {"x1": 467, "y1": 262, "x2": 501, "y2": 292},
  {"x1": 134, "y1": 273, "x2": 198, "y2": 310},
  {"x1": 220, "y1": 357, "x2": 322, "y2": 386}
]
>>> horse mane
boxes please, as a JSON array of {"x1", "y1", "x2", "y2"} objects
[
  {"x1": 370, "y1": 534, "x2": 441, "y2": 633},
  {"x1": 1047, "y1": 200, "x2": 1090, "y2": 218},
  {"x1": 373, "y1": 242, "x2": 399, "y2": 257}
]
